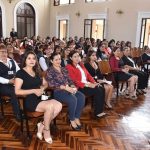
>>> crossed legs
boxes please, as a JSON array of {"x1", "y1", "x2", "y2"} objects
[{"x1": 35, "y1": 99, "x2": 62, "y2": 143}]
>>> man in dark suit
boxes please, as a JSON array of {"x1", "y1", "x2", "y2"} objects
[{"x1": 10, "y1": 28, "x2": 17, "y2": 38}]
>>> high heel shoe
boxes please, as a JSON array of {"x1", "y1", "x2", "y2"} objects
[
  {"x1": 43, "y1": 128, "x2": 53, "y2": 144},
  {"x1": 105, "y1": 102, "x2": 112, "y2": 109},
  {"x1": 37, "y1": 122, "x2": 44, "y2": 140},
  {"x1": 74, "y1": 119, "x2": 82, "y2": 129},
  {"x1": 70, "y1": 121, "x2": 81, "y2": 131}
]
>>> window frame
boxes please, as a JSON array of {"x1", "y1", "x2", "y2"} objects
[
  {"x1": 84, "y1": 18, "x2": 105, "y2": 40},
  {"x1": 0, "y1": 7, "x2": 2, "y2": 37},
  {"x1": 16, "y1": 3, "x2": 35, "y2": 39},
  {"x1": 58, "y1": 19, "x2": 68, "y2": 40},
  {"x1": 54, "y1": 0, "x2": 75, "y2": 6},
  {"x1": 139, "y1": 18, "x2": 150, "y2": 48},
  {"x1": 85, "y1": 0, "x2": 106, "y2": 3}
]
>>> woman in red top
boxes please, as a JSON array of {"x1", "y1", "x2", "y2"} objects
[
  {"x1": 109, "y1": 47, "x2": 138, "y2": 100},
  {"x1": 66, "y1": 51, "x2": 106, "y2": 118}
]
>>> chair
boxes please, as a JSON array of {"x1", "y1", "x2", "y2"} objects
[
  {"x1": 98, "y1": 60, "x2": 115, "y2": 85},
  {"x1": 17, "y1": 87, "x2": 56, "y2": 140},
  {"x1": 98, "y1": 60, "x2": 126, "y2": 97},
  {"x1": 16, "y1": 95, "x2": 44, "y2": 139},
  {"x1": 130, "y1": 47, "x2": 142, "y2": 65},
  {"x1": 0, "y1": 95, "x2": 11, "y2": 117}
]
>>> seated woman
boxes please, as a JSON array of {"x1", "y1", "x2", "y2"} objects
[
  {"x1": 141, "y1": 46, "x2": 150, "y2": 73},
  {"x1": 66, "y1": 51, "x2": 106, "y2": 118},
  {"x1": 61, "y1": 46, "x2": 70, "y2": 67},
  {"x1": 46, "y1": 52, "x2": 85, "y2": 131},
  {"x1": 96, "y1": 44, "x2": 110, "y2": 61},
  {"x1": 15, "y1": 51, "x2": 62, "y2": 144},
  {"x1": 109, "y1": 47, "x2": 138, "y2": 100},
  {"x1": 121, "y1": 47, "x2": 148, "y2": 94},
  {"x1": 85, "y1": 50, "x2": 114, "y2": 108}
]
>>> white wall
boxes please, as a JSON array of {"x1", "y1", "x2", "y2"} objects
[
  {"x1": 0, "y1": 0, "x2": 50, "y2": 38},
  {"x1": 49, "y1": 0, "x2": 150, "y2": 46},
  {"x1": 1, "y1": 0, "x2": 150, "y2": 47}
]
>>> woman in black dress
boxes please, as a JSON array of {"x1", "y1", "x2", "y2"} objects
[
  {"x1": 85, "y1": 50, "x2": 114, "y2": 108},
  {"x1": 15, "y1": 51, "x2": 62, "y2": 144}
]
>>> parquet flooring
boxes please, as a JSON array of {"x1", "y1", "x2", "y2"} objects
[{"x1": 0, "y1": 88, "x2": 150, "y2": 150}]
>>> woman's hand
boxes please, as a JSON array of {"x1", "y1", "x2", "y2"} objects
[
  {"x1": 122, "y1": 68, "x2": 129, "y2": 73},
  {"x1": 97, "y1": 79, "x2": 105, "y2": 83},
  {"x1": 88, "y1": 83, "x2": 98, "y2": 88},
  {"x1": 66, "y1": 86, "x2": 77, "y2": 94},
  {"x1": 33, "y1": 89, "x2": 43, "y2": 97}
]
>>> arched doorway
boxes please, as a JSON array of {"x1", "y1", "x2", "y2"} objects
[
  {"x1": 16, "y1": 3, "x2": 35, "y2": 39},
  {"x1": 0, "y1": 7, "x2": 2, "y2": 37}
]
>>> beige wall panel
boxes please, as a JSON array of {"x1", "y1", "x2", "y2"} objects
[
  {"x1": 50, "y1": 0, "x2": 150, "y2": 46},
  {"x1": 1, "y1": 0, "x2": 50, "y2": 38}
]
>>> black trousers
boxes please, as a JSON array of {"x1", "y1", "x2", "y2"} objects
[
  {"x1": 129, "y1": 70, "x2": 148, "y2": 89},
  {"x1": 0, "y1": 84, "x2": 20, "y2": 116},
  {"x1": 79, "y1": 86, "x2": 105, "y2": 116}
]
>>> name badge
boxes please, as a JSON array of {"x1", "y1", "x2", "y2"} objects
[{"x1": 8, "y1": 71, "x2": 14, "y2": 75}]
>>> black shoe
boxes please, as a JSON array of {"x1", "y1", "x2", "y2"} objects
[
  {"x1": 70, "y1": 123, "x2": 81, "y2": 131},
  {"x1": 77, "y1": 124, "x2": 82, "y2": 129},
  {"x1": 141, "y1": 89, "x2": 147, "y2": 94}
]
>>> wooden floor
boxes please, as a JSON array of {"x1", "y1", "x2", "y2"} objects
[{"x1": 0, "y1": 87, "x2": 150, "y2": 150}]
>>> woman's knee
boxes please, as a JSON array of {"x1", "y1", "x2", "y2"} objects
[
  {"x1": 129, "y1": 76, "x2": 136, "y2": 82},
  {"x1": 104, "y1": 85, "x2": 109, "y2": 91},
  {"x1": 77, "y1": 91, "x2": 85, "y2": 101},
  {"x1": 51, "y1": 100, "x2": 62, "y2": 111},
  {"x1": 66, "y1": 95, "x2": 77, "y2": 107},
  {"x1": 109, "y1": 85, "x2": 114, "y2": 91},
  {"x1": 133, "y1": 75, "x2": 138, "y2": 83}
]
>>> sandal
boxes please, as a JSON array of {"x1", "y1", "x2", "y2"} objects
[
  {"x1": 43, "y1": 128, "x2": 53, "y2": 144},
  {"x1": 37, "y1": 122, "x2": 44, "y2": 140},
  {"x1": 124, "y1": 93, "x2": 130, "y2": 98},
  {"x1": 129, "y1": 95, "x2": 137, "y2": 100}
]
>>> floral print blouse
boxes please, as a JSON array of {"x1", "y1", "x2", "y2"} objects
[{"x1": 46, "y1": 66, "x2": 75, "y2": 90}]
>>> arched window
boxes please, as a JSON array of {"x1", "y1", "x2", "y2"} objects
[
  {"x1": 17, "y1": 3, "x2": 35, "y2": 39},
  {"x1": 0, "y1": 7, "x2": 2, "y2": 37}
]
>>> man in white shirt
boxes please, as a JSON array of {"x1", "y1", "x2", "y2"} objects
[{"x1": 0, "y1": 44, "x2": 20, "y2": 120}]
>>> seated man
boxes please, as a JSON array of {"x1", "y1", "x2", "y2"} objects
[{"x1": 0, "y1": 43, "x2": 20, "y2": 120}]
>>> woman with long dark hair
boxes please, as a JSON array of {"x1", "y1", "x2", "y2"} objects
[
  {"x1": 85, "y1": 50, "x2": 114, "y2": 108},
  {"x1": 15, "y1": 51, "x2": 62, "y2": 144},
  {"x1": 46, "y1": 52, "x2": 85, "y2": 131},
  {"x1": 66, "y1": 51, "x2": 106, "y2": 118}
]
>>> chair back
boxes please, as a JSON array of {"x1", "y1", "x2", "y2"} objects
[{"x1": 98, "y1": 60, "x2": 112, "y2": 75}]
